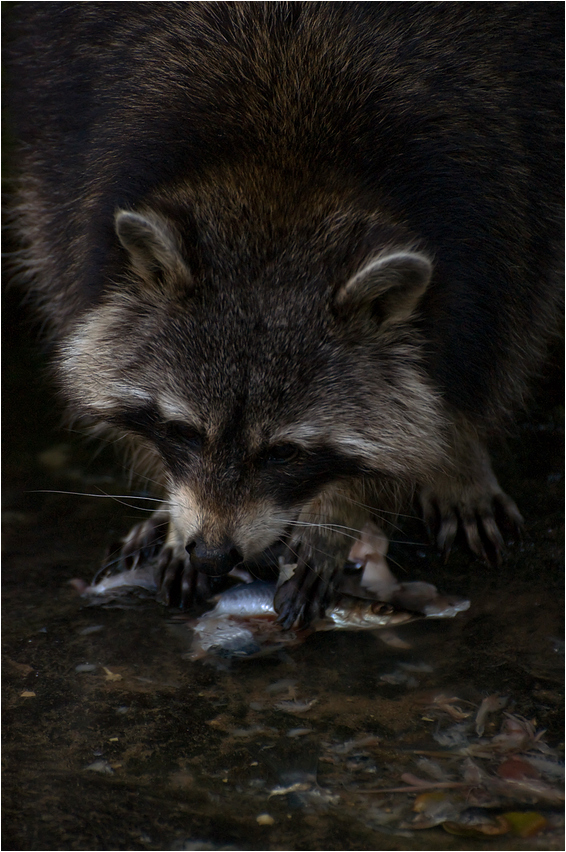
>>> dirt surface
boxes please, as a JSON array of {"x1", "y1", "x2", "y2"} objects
[{"x1": 3, "y1": 293, "x2": 564, "y2": 851}]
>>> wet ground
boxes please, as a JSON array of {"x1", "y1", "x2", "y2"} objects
[{"x1": 3, "y1": 297, "x2": 564, "y2": 851}]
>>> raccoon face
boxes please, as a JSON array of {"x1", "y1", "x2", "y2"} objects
[
  {"x1": 58, "y1": 207, "x2": 446, "y2": 574},
  {"x1": 103, "y1": 396, "x2": 373, "y2": 574}
]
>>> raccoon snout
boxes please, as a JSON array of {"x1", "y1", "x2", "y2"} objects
[{"x1": 186, "y1": 538, "x2": 244, "y2": 576}]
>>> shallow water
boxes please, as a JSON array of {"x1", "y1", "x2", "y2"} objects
[{"x1": 3, "y1": 301, "x2": 564, "y2": 851}]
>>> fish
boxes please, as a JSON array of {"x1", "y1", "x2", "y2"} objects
[
  {"x1": 75, "y1": 521, "x2": 469, "y2": 657},
  {"x1": 71, "y1": 563, "x2": 159, "y2": 598},
  {"x1": 186, "y1": 579, "x2": 468, "y2": 660}
]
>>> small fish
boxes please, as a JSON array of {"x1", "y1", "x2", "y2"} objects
[
  {"x1": 202, "y1": 581, "x2": 416, "y2": 627},
  {"x1": 76, "y1": 523, "x2": 470, "y2": 660},
  {"x1": 185, "y1": 580, "x2": 421, "y2": 659},
  {"x1": 71, "y1": 563, "x2": 159, "y2": 597},
  {"x1": 210, "y1": 580, "x2": 276, "y2": 617},
  {"x1": 187, "y1": 579, "x2": 469, "y2": 660},
  {"x1": 322, "y1": 597, "x2": 415, "y2": 631}
]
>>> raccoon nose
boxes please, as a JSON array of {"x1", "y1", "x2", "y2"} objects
[{"x1": 186, "y1": 538, "x2": 243, "y2": 576}]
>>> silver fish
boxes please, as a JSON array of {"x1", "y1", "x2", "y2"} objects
[
  {"x1": 323, "y1": 597, "x2": 415, "y2": 631},
  {"x1": 201, "y1": 581, "x2": 416, "y2": 627},
  {"x1": 73, "y1": 563, "x2": 159, "y2": 597},
  {"x1": 77, "y1": 537, "x2": 469, "y2": 659},
  {"x1": 187, "y1": 581, "x2": 442, "y2": 660}
]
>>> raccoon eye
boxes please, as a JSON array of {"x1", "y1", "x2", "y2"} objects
[
  {"x1": 266, "y1": 443, "x2": 301, "y2": 465},
  {"x1": 164, "y1": 421, "x2": 202, "y2": 450}
]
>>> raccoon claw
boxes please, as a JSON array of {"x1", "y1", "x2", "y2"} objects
[
  {"x1": 420, "y1": 487, "x2": 523, "y2": 565},
  {"x1": 156, "y1": 548, "x2": 223, "y2": 609},
  {"x1": 100, "y1": 512, "x2": 170, "y2": 579},
  {"x1": 118, "y1": 511, "x2": 170, "y2": 570},
  {"x1": 461, "y1": 513, "x2": 492, "y2": 563},
  {"x1": 274, "y1": 563, "x2": 338, "y2": 629},
  {"x1": 436, "y1": 511, "x2": 458, "y2": 561},
  {"x1": 156, "y1": 548, "x2": 198, "y2": 608},
  {"x1": 493, "y1": 491, "x2": 524, "y2": 535}
]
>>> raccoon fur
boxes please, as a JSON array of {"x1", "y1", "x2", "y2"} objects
[{"x1": 5, "y1": 2, "x2": 563, "y2": 625}]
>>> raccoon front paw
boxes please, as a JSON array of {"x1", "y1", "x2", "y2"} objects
[
  {"x1": 155, "y1": 546, "x2": 196, "y2": 608},
  {"x1": 103, "y1": 511, "x2": 205, "y2": 609},
  {"x1": 420, "y1": 481, "x2": 523, "y2": 564},
  {"x1": 106, "y1": 511, "x2": 170, "y2": 572},
  {"x1": 273, "y1": 553, "x2": 343, "y2": 629},
  {"x1": 156, "y1": 546, "x2": 225, "y2": 608}
]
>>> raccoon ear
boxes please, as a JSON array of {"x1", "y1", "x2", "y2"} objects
[
  {"x1": 114, "y1": 209, "x2": 191, "y2": 285},
  {"x1": 335, "y1": 250, "x2": 432, "y2": 326}
]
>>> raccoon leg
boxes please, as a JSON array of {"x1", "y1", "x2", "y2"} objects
[
  {"x1": 274, "y1": 486, "x2": 370, "y2": 628},
  {"x1": 420, "y1": 421, "x2": 523, "y2": 563}
]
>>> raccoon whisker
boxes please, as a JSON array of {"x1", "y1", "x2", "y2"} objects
[
  {"x1": 29, "y1": 488, "x2": 168, "y2": 502},
  {"x1": 280, "y1": 535, "x2": 353, "y2": 573},
  {"x1": 284, "y1": 519, "x2": 364, "y2": 533},
  {"x1": 344, "y1": 508, "x2": 414, "y2": 539},
  {"x1": 282, "y1": 519, "x2": 364, "y2": 535},
  {"x1": 283, "y1": 512, "x2": 363, "y2": 528},
  {"x1": 289, "y1": 500, "x2": 413, "y2": 538},
  {"x1": 241, "y1": 558, "x2": 265, "y2": 581},
  {"x1": 122, "y1": 468, "x2": 168, "y2": 492},
  {"x1": 28, "y1": 489, "x2": 169, "y2": 512},
  {"x1": 131, "y1": 470, "x2": 165, "y2": 485},
  {"x1": 91, "y1": 429, "x2": 130, "y2": 446},
  {"x1": 305, "y1": 545, "x2": 354, "y2": 572},
  {"x1": 98, "y1": 532, "x2": 172, "y2": 572},
  {"x1": 281, "y1": 522, "x2": 364, "y2": 544},
  {"x1": 277, "y1": 520, "x2": 364, "y2": 545},
  {"x1": 294, "y1": 525, "x2": 424, "y2": 549},
  {"x1": 298, "y1": 525, "x2": 424, "y2": 549},
  {"x1": 63, "y1": 426, "x2": 94, "y2": 438},
  {"x1": 335, "y1": 493, "x2": 421, "y2": 523},
  {"x1": 97, "y1": 553, "x2": 126, "y2": 572},
  {"x1": 281, "y1": 517, "x2": 426, "y2": 551},
  {"x1": 280, "y1": 540, "x2": 301, "y2": 564},
  {"x1": 381, "y1": 554, "x2": 410, "y2": 576},
  {"x1": 331, "y1": 484, "x2": 414, "y2": 515}
]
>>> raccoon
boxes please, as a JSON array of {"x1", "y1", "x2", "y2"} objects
[{"x1": 6, "y1": 3, "x2": 563, "y2": 626}]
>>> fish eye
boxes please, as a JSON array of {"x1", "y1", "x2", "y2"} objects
[
  {"x1": 266, "y1": 443, "x2": 301, "y2": 465},
  {"x1": 164, "y1": 421, "x2": 203, "y2": 449}
]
